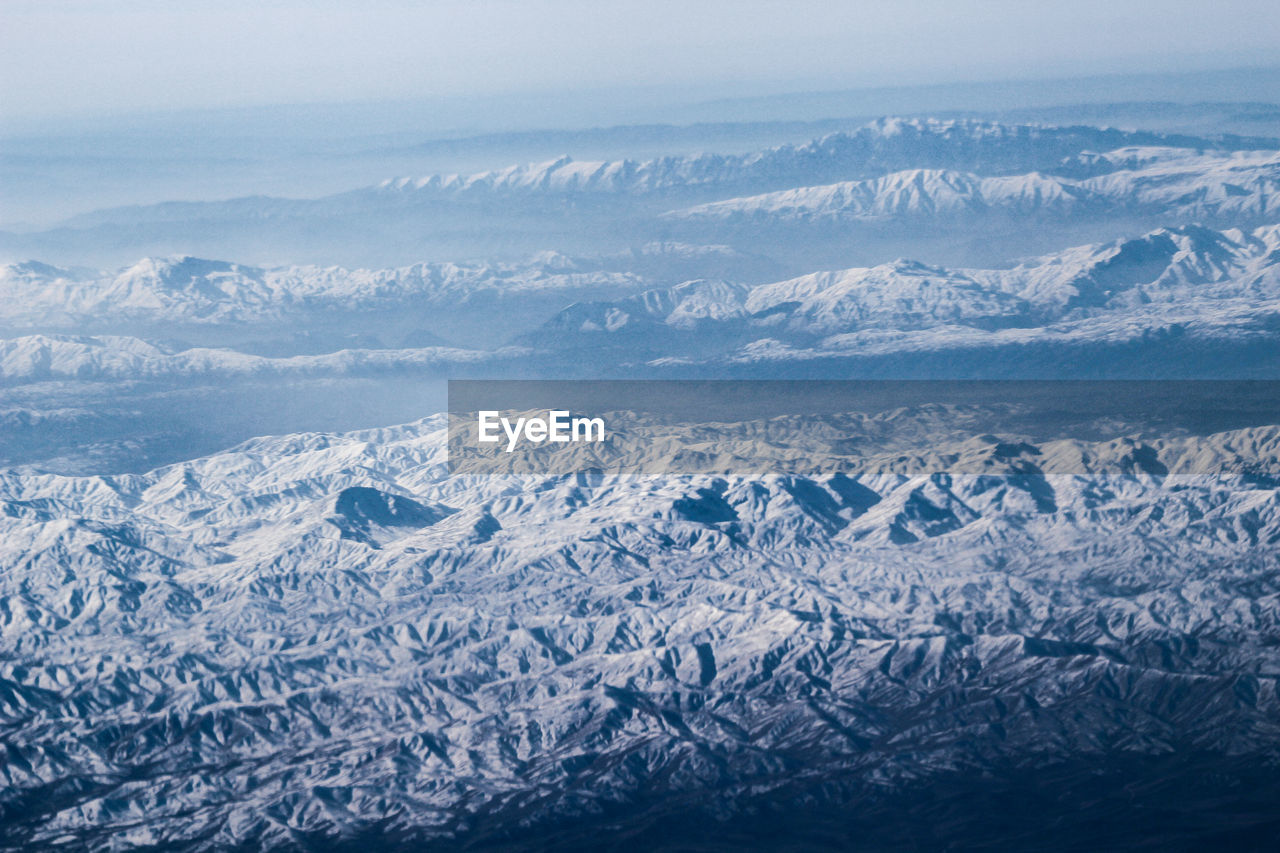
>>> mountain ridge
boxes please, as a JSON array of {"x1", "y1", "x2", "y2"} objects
[{"x1": 3, "y1": 414, "x2": 1279, "y2": 849}]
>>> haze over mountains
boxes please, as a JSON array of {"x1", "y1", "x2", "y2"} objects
[
  {"x1": 4, "y1": 218, "x2": 1280, "y2": 429},
  {"x1": 669, "y1": 147, "x2": 1280, "y2": 223},
  {"x1": 524, "y1": 223, "x2": 1280, "y2": 373},
  {"x1": 7, "y1": 65, "x2": 1280, "y2": 227},
  {"x1": 6, "y1": 87, "x2": 1280, "y2": 850},
  {"x1": 3, "y1": 215, "x2": 1280, "y2": 475},
  {"x1": 6, "y1": 117, "x2": 1279, "y2": 269}
]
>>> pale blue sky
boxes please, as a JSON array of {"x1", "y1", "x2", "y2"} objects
[{"x1": 3, "y1": 0, "x2": 1279, "y2": 120}]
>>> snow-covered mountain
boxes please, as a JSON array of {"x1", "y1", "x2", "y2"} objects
[
  {"x1": 367, "y1": 118, "x2": 1230, "y2": 200},
  {"x1": 10, "y1": 223, "x2": 1280, "y2": 387},
  {"x1": 0, "y1": 244, "x2": 788, "y2": 354},
  {"x1": 524, "y1": 224, "x2": 1280, "y2": 374},
  {"x1": 0, "y1": 254, "x2": 643, "y2": 331},
  {"x1": 668, "y1": 148, "x2": 1280, "y2": 225},
  {"x1": 6, "y1": 118, "x2": 1268, "y2": 269},
  {"x1": 0, "y1": 334, "x2": 524, "y2": 386},
  {"x1": 7, "y1": 107, "x2": 1280, "y2": 851},
  {"x1": 2, "y1": 414, "x2": 1279, "y2": 849},
  {"x1": 5, "y1": 223, "x2": 1280, "y2": 476}
]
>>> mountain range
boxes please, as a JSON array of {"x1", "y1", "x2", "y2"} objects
[
  {"x1": 7, "y1": 107, "x2": 1280, "y2": 851},
  {"x1": 7, "y1": 117, "x2": 1277, "y2": 269},
  {"x1": 668, "y1": 147, "x2": 1280, "y2": 225},
  {"x1": 2, "y1": 413, "x2": 1279, "y2": 850}
]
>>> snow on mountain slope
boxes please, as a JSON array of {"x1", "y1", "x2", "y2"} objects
[
  {"x1": 976, "y1": 222, "x2": 1280, "y2": 310},
  {"x1": 0, "y1": 334, "x2": 524, "y2": 386},
  {"x1": 368, "y1": 119, "x2": 1243, "y2": 200},
  {"x1": 742, "y1": 260, "x2": 1032, "y2": 333},
  {"x1": 8, "y1": 224, "x2": 1280, "y2": 386},
  {"x1": 524, "y1": 224, "x2": 1280, "y2": 370},
  {"x1": 11, "y1": 118, "x2": 1270, "y2": 271},
  {"x1": 47, "y1": 119, "x2": 1241, "y2": 234},
  {"x1": 0, "y1": 254, "x2": 643, "y2": 332},
  {"x1": 2, "y1": 414, "x2": 1279, "y2": 849},
  {"x1": 667, "y1": 148, "x2": 1280, "y2": 225}
]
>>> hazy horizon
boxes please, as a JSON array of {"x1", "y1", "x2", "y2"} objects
[
  {"x1": 4, "y1": 0, "x2": 1279, "y2": 123},
  {"x1": 4, "y1": 63, "x2": 1280, "y2": 231}
]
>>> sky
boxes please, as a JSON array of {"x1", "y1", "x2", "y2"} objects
[{"x1": 3, "y1": 0, "x2": 1279, "y2": 121}]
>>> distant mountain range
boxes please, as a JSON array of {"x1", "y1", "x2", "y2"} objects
[
  {"x1": 667, "y1": 147, "x2": 1280, "y2": 225},
  {"x1": 5, "y1": 223, "x2": 1280, "y2": 390},
  {"x1": 366, "y1": 118, "x2": 1256, "y2": 200},
  {"x1": 0, "y1": 244, "x2": 771, "y2": 349},
  {"x1": 7, "y1": 117, "x2": 1277, "y2": 268},
  {"x1": 517, "y1": 223, "x2": 1280, "y2": 374},
  {"x1": 68, "y1": 118, "x2": 1248, "y2": 218}
]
